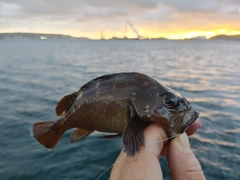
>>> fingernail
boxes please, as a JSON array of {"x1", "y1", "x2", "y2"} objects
[{"x1": 179, "y1": 132, "x2": 191, "y2": 152}]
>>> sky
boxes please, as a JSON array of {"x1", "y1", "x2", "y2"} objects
[{"x1": 0, "y1": 0, "x2": 240, "y2": 39}]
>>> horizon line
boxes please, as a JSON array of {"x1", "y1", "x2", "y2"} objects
[{"x1": 1, "y1": 32, "x2": 240, "y2": 41}]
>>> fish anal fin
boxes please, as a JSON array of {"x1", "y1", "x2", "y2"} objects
[
  {"x1": 122, "y1": 104, "x2": 150, "y2": 157},
  {"x1": 56, "y1": 92, "x2": 78, "y2": 116},
  {"x1": 70, "y1": 128, "x2": 93, "y2": 143}
]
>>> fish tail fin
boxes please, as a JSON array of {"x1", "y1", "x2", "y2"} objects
[{"x1": 31, "y1": 121, "x2": 62, "y2": 149}]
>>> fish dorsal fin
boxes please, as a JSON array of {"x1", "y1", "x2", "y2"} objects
[
  {"x1": 122, "y1": 102, "x2": 150, "y2": 157},
  {"x1": 79, "y1": 73, "x2": 123, "y2": 92},
  {"x1": 55, "y1": 92, "x2": 78, "y2": 116},
  {"x1": 70, "y1": 128, "x2": 93, "y2": 143}
]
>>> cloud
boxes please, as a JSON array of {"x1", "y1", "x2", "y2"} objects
[
  {"x1": 160, "y1": 0, "x2": 220, "y2": 13},
  {"x1": 0, "y1": 0, "x2": 161, "y2": 32},
  {"x1": 0, "y1": 0, "x2": 158, "y2": 19},
  {"x1": 0, "y1": 0, "x2": 240, "y2": 38}
]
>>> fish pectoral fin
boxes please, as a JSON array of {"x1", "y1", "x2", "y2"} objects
[
  {"x1": 122, "y1": 104, "x2": 150, "y2": 157},
  {"x1": 70, "y1": 128, "x2": 93, "y2": 143},
  {"x1": 55, "y1": 92, "x2": 78, "y2": 116}
]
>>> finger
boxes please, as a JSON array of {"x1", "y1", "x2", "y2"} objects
[
  {"x1": 168, "y1": 132, "x2": 206, "y2": 180},
  {"x1": 144, "y1": 123, "x2": 168, "y2": 158}
]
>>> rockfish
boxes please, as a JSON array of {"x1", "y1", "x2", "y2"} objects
[{"x1": 32, "y1": 72, "x2": 201, "y2": 156}]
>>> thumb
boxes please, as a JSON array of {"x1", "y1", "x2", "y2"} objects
[{"x1": 168, "y1": 132, "x2": 206, "y2": 180}]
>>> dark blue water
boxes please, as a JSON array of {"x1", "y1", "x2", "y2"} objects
[{"x1": 0, "y1": 39, "x2": 240, "y2": 179}]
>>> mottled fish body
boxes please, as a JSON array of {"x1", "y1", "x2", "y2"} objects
[{"x1": 32, "y1": 72, "x2": 199, "y2": 156}]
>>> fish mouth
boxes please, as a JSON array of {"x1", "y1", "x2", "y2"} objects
[
  {"x1": 171, "y1": 109, "x2": 199, "y2": 135},
  {"x1": 180, "y1": 111, "x2": 199, "y2": 133}
]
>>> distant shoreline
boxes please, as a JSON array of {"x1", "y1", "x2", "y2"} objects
[{"x1": 0, "y1": 32, "x2": 240, "y2": 41}]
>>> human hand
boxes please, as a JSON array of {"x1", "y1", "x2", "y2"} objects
[{"x1": 110, "y1": 124, "x2": 206, "y2": 180}]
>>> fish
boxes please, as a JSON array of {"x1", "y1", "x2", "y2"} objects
[{"x1": 31, "y1": 72, "x2": 200, "y2": 157}]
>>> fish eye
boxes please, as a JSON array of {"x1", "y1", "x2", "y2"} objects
[{"x1": 162, "y1": 92, "x2": 179, "y2": 108}]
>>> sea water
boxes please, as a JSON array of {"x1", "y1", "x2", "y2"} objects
[{"x1": 0, "y1": 39, "x2": 240, "y2": 179}]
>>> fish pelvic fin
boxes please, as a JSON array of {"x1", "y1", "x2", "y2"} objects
[
  {"x1": 100, "y1": 133, "x2": 122, "y2": 139},
  {"x1": 55, "y1": 92, "x2": 78, "y2": 116},
  {"x1": 70, "y1": 128, "x2": 93, "y2": 143},
  {"x1": 32, "y1": 121, "x2": 62, "y2": 149}
]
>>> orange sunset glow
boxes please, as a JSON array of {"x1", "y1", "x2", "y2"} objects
[
  {"x1": 69, "y1": 29, "x2": 240, "y2": 40},
  {"x1": 0, "y1": 0, "x2": 240, "y2": 40}
]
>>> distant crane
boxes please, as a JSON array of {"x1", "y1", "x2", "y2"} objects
[
  {"x1": 100, "y1": 32, "x2": 105, "y2": 40},
  {"x1": 124, "y1": 25, "x2": 127, "y2": 39},
  {"x1": 126, "y1": 21, "x2": 143, "y2": 39}
]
